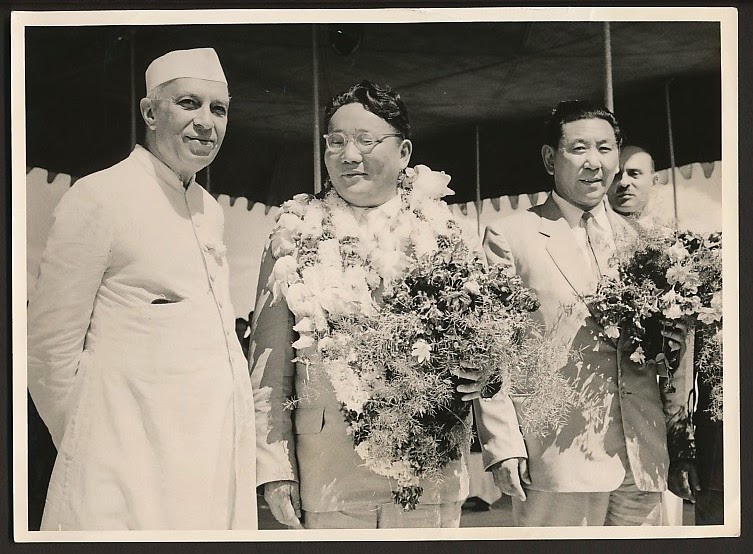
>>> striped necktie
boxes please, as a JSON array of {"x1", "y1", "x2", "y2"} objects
[{"x1": 582, "y1": 211, "x2": 609, "y2": 283}]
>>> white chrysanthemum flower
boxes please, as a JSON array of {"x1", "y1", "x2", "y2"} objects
[
  {"x1": 318, "y1": 238, "x2": 344, "y2": 269},
  {"x1": 281, "y1": 198, "x2": 307, "y2": 217},
  {"x1": 292, "y1": 317, "x2": 314, "y2": 334},
  {"x1": 284, "y1": 282, "x2": 310, "y2": 315},
  {"x1": 698, "y1": 290, "x2": 723, "y2": 324},
  {"x1": 276, "y1": 212, "x2": 302, "y2": 234},
  {"x1": 372, "y1": 250, "x2": 409, "y2": 284},
  {"x1": 270, "y1": 255, "x2": 298, "y2": 283},
  {"x1": 411, "y1": 339, "x2": 431, "y2": 363},
  {"x1": 413, "y1": 228, "x2": 439, "y2": 258},
  {"x1": 267, "y1": 255, "x2": 299, "y2": 303},
  {"x1": 410, "y1": 164, "x2": 454, "y2": 201},
  {"x1": 604, "y1": 325, "x2": 620, "y2": 339},
  {"x1": 463, "y1": 280, "x2": 481, "y2": 296},
  {"x1": 270, "y1": 227, "x2": 296, "y2": 258},
  {"x1": 291, "y1": 334, "x2": 315, "y2": 350},
  {"x1": 300, "y1": 204, "x2": 325, "y2": 239},
  {"x1": 331, "y1": 209, "x2": 361, "y2": 240},
  {"x1": 667, "y1": 242, "x2": 690, "y2": 262},
  {"x1": 663, "y1": 303, "x2": 684, "y2": 320},
  {"x1": 630, "y1": 346, "x2": 646, "y2": 364}
]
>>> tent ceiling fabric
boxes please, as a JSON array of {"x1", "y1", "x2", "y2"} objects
[{"x1": 26, "y1": 21, "x2": 720, "y2": 142}]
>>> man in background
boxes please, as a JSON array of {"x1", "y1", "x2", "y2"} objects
[{"x1": 607, "y1": 145, "x2": 658, "y2": 218}]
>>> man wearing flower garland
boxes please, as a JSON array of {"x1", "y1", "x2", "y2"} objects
[
  {"x1": 251, "y1": 81, "x2": 474, "y2": 529},
  {"x1": 473, "y1": 101, "x2": 694, "y2": 526},
  {"x1": 27, "y1": 48, "x2": 256, "y2": 530}
]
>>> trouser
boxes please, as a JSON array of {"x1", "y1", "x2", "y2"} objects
[
  {"x1": 511, "y1": 468, "x2": 663, "y2": 526},
  {"x1": 303, "y1": 501, "x2": 463, "y2": 529},
  {"x1": 695, "y1": 489, "x2": 724, "y2": 525}
]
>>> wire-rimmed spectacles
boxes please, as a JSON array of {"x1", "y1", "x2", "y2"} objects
[{"x1": 323, "y1": 132, "x2": 404, "y2": 154}]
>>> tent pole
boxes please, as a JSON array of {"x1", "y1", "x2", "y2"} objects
[
  {"x1": 665, "y1": 79, "x2": 679, "y2": 228},
  {"x1": 475, "y1": 125, "x2": 482, "y2": 237},
  {"x1": 602, "y1": 22, "x2": 614, "y2": 112},
  {"x1": 129, "y1": 30, "x2": 136, "y2": 150},
  {"x1": 312, "y1": 24, "x2": 322, "y2": 194}
]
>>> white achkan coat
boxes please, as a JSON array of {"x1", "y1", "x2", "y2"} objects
[{"x1": 27, "y1": 146, "x2": 256, "y2": 530}]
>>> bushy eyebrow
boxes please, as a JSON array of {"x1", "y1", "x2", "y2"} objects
[{"x1": 171, "y1": 92, "x2": 231, "y2": 106}]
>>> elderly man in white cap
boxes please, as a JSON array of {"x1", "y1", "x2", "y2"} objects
[{"x1": 27, "y1": 48, "x2": 256, "y2": 530}]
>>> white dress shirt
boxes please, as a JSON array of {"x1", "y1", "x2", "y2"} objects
[{"x1": 551, "y1": 190, "x2": 617, "y2": 274}]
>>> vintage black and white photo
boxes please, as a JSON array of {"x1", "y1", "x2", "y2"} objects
[{"x1": 10, "y1": 6, "x2": 739, "y2": 541}]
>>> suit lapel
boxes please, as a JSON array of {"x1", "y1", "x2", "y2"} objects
[
  {"x1": 538, "y1": 195, "x2": 592, "y2": 297},
  {"x1": 605, "y1": 202, "x2": 640, "y2": 257}
]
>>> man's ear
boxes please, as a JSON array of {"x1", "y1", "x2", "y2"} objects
[
  {"x1": 541, "y1": 145, "x2": 555, "y2": 176},
  {"x1": 399, "y1": 139, "x2": 413, "y2": 170},
  {"x1": 652, "y1": 172, "x2": 660, "y2": 186},
  {"x1": 139, "y1": 97, "x2": 157, "y2": 130}
]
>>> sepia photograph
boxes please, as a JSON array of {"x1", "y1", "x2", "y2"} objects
[{"x1": 9, "y1": 6, "x2": 739, "y2": 542}]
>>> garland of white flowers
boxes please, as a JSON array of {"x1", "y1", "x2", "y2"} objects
[{"x1": 266, "y1": 165, "x2": 464, "y2": 485}]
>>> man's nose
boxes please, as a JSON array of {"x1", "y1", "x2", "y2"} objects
[
  {"x1": 193, "y1": 105, "x2": 214, "y2": 131},
  {"x1": 583, "y1": 149, "x2": 601, "y2": 169},
  {"x1": 616, "y1": 173, "x2": 631, "y2": 188},
  {"x1": 340, "y1": 139, "x2": 362, "y2": 163}
]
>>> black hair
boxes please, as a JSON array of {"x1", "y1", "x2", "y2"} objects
[
  {"x1": 323, "y1": 80, "x2": 411, "y2": 139},
  {"x1": 543, "y1": 100, "x2": 622, "y2": 148}
]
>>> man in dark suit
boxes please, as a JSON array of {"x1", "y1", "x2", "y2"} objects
[{"x1": 473, "y1": 101, "x2": 694, "y2": 526}]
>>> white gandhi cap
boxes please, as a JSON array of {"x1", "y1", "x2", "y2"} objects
[{"x1": 145, "y1": 48, "x2": 227, "y2": 94}]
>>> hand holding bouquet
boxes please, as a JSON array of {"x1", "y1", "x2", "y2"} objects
[{"x1": 585, "y1": 226, "x2": 723, "y2": 419}]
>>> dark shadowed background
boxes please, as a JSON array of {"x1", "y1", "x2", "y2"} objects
[{"x1": 25, "y1": 21, "x2": 721, "y2": 207}]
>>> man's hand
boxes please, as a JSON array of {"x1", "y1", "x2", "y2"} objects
[
  {"x1": 490, "y1": 457, "x2": 531, "y2": 501},
  {"x1": 668, "y1": 459, "x2": 701, "y2": 503},
  {"x1": 453, "y1": 365, "x2": 484, "y2": 401},
  {"x1": 661, "y1": 320, "x2": 689, "y2": 368},
  {"x1": 264, "y1": 480, "x2": 304, "y2": 528}
]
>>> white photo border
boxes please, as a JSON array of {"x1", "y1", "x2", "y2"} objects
[{"x1": 10, "y1": 5, "x2": 740, "y2": 542}]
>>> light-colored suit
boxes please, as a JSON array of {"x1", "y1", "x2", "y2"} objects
[
  {"x1": 250, "y1": 213, "x2": 470, "y2": 520},
  {"x1": 27, "y1": 146, "x2": 256, "y2": 530},
  {"x1": 475, "y1": 194, "x2": 692, "y2": 496}
]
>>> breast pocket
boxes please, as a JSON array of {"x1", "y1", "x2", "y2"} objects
[
  {"x1": 293, "y1": 406, "x2": 325, "y2": 435},
  {"x1": 139, "y1": 299, "x2": 192, "y2": 321}
]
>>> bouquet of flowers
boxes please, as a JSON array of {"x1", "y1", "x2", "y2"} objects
[
  {"x1": 269, "y1": 165, "x2": 584, "y2": 511},
  {"x1": 321, "y1": 250, "x2": 580, "y2": 510},
  {"x1": 585, "y1": 226, "x2": 723, "y2": 418}
]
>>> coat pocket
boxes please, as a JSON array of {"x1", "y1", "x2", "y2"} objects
[
  {"x1": 293, "y1": 406, "x2": 325, "y2": 435},
  {"x1": 138, "y1": 299, "x2": 192, "y2": 321}
]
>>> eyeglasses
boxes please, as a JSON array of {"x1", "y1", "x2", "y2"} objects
[{"x1": 323, "y1": 132, "x2": 404, "y2": 153}]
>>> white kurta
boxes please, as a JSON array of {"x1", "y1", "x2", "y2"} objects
[{"x1": 27, "y1": 146, "x2": 256, "y2": 530}]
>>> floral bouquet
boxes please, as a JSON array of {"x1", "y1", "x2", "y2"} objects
[
  {"x1": 268, "y1": 165, "x2": 583, "y2": 510},
  {"x1": 585, "y1": 226, "x2": 723, "y2": 418}
]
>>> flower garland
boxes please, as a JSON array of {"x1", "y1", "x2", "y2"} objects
[{"x1": 267, "y1": 165, "x2": 461, "y2": 351}]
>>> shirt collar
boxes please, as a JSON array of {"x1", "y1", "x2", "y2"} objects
[
  {"x1": 351, "y1": 191, "x2": 402, "y2": 223},
  {"x1": 131, "y1": 144, "x2": 196, "y2": 193},
  {"x1": 552, "y1": 190, "x2": 610, "y2": 231}
]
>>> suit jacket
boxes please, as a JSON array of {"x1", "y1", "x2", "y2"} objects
[
  {"x1": 474, "y1": 194, "x2": 693, "y2": 493},
  {"x1": 250, "y1": 223, "x2": 469, "y2": 514},
  {"x1": 27, "y1": 146, "x2": 256, "y2": 530}
]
